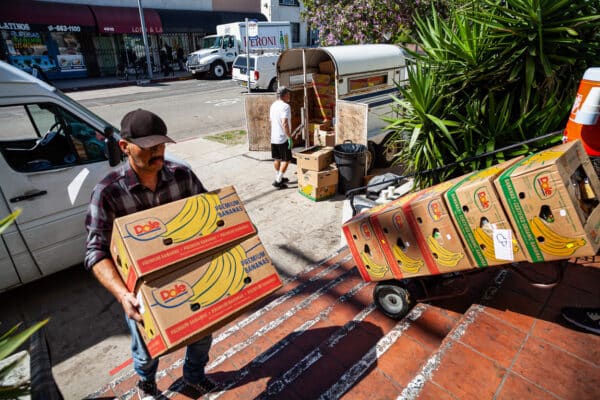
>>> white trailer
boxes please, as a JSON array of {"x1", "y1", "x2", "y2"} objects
[{"x1": 244, "y1": 44, "x2": 408, "y2": 167}]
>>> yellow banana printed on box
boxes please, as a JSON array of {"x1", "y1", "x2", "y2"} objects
[
  {"x1": 426, "y1": 235, "x2": 464, "y2": 267},
  {"x1": 529, "y1": 216, "x2": 586, "y2": 257},
  {"x1": 391, "y1": 244, "x2": 423, "y2": 273},
  {"x1": 359, "y1": 251, "x2": 389, "y2": 279}
]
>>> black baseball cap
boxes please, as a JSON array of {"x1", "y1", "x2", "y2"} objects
[{"x1": 120, "y1": 109, "x2": 175, "y2": 148}]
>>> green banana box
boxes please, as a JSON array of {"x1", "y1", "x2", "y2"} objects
[
  {"x1": 110, "y1": 185, "x2": 257, "y2": 292},
  {"x1": 402, "y1": 177, "x2": 475, "y2": 275},
  {"x1": 444, "y1": 157, "x2": 527, "y2": 267},
  {"x1": 136, "y1": 235, "x2": 282, "y2": 358},
  {"x1": 342, "y1": 201, "x2": 402, "y2": 282},
  {"x1": 494, "y1": 140, "x2": 600, "y2": 262}
]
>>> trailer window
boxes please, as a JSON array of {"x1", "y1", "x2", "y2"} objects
[{"x1": 348, "y1": 74, "x2": 388, "y2": 93}]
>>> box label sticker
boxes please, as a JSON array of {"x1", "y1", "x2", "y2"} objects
[{"x1": 493, "y1": 229, "x2": 515, "y2": 261}]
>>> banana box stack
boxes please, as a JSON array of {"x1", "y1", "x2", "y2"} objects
[
  {"x1": 495, "y1": 140, "x2": 600, "y2": 262},
  {"x1": 135, "y1": 235, "x2": 282, "y2": 358},
  {"x1": 294, "y1": 146, "x2": 338, "y2": 201},
  {"x1": 342, "y1": 201, "x2": 406, "y2": 282},
  {"x1": 444, "y1": 158, "x2": 528, "y2": 267},
  {"x1": 343, "y1": 192, "x2": 437, "y2": 281},
  {"x1": 110, "y1": 185, "x2": 256, "y2": 291},
  {"x1": 401, "y1": 177, "x2": 474, "y2": 275}
]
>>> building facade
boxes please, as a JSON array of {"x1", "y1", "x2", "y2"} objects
[{"x1": 1, "y1": 0, "x2": 307, "y2": 79}]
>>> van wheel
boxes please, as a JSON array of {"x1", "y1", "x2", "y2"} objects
[
  {"x1": 268, "y1": 79, "x2": 278, "y2": 92},
  {"x1": 211, "y1": 62, "x2": 226, "y2": 79}
]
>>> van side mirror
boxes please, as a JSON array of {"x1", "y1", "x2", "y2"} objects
[{"x1": 104, "y1": 126, "x2": 122, "y2": 167}]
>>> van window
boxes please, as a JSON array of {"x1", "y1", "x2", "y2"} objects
[
  {"x1": 0, "y1": 103, "x2": 107, "y2": 173},
  {"x1": 233, "y1": 56, "x2": 255, "y2": 70},
  {"x1": 348, "y1": 73, "x2": 388, "y2": 93}
]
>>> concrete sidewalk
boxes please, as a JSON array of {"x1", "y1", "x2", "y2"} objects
[
  {"x1": 166, "y1": 136, "x2": 346, "y2": 279},
  {"x1": 52, "y1": 69, "x2": 195, "y2": 92}
]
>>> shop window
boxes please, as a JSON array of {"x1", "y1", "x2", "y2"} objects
[
  {"x1": 51, "y1": 32, "x2": 87, "y2": 73},
  {"x1": 0, "y1": 103, "x2": 107, "y2": 173},
  {"x1": 348, "y1": 74, "x2": 389, "y2": 93},
  {"x1": 2, "y1": 29, "x2": 56, "y2": 74},
  {"x1": 279, "y1": 0, "x2": 300, "y2": 5}
]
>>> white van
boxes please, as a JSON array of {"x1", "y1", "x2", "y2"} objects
[
  {"x1": 0, "y1": 61, "x2": 122, "y2": 293},
  {"x1": 232, "y1": 53, "x2": 279, "y2": 92}
]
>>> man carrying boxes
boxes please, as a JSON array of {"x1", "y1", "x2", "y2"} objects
[{"x1": 84, "y1": 109, "x2": 217, "y2": 399}]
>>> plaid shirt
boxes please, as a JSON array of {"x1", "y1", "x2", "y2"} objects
[{"x1": 84, "y1": 160, "x2": 206, "y2": 270}]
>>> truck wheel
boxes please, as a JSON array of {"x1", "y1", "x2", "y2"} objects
[
  {"x1": 268, "y1": 79, "x2": 278, "y2": 92},
  {"x1": 373, "y1": 281, "x2": 413, "y2": 320},
  {"x1": 211, "y1": 62, "x2": 226, "y2": 79}
]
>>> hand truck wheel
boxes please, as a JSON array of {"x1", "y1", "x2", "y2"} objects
[{"x1": 373, "y1": 280, "x2": 414, "y2": 320}]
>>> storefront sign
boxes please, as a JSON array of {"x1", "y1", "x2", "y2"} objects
[{"x1": 0, "y1": 22, "x2": 31, "y2": 31}]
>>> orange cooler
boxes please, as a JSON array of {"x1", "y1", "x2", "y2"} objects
[{"x1": 565, "y1": 68, "x2": 600, "y2": 156}]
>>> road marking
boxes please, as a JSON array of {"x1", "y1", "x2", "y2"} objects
[{"x1": 204, "y1": 98, "x2": 241, "y2": 107}]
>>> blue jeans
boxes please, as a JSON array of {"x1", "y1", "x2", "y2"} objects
[{"x1": 126, "y1": 316, "x2": 213, "y2": 383}]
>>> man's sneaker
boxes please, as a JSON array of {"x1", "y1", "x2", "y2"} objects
[
  {"x1": 281, "y1": 177, "x2": 289, "y2": 183},
  {"x1": 272, "y1": 180, "x2": 287, "y2": 189},
  {"x1": 182, "y1": 376, "x2": 218, "y2": 395},
  {"x1": 136, "y1": 380, "x2": 160, "y2": 400},
  {"x1": 561, "y1": 307, "x2": 600, "y2": 334}
]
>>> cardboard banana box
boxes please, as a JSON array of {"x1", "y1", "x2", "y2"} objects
[
  {"x1": 368, "y1": 192, "x2": 438, "y2": 279},
  {"x1": 495, "y1": 140, "x2": 600, "y2": 262},
  {"x1": 403, "y1": 177, "x2": 475, "y2": 274},
  {"x1": 444, "y1": 157, "x2": 527, "y2": 267},
  {"x1": 342, "y1": 201, "x2": 401, "y2": 282},
  {"x1": 136, "y1": 235, "x2": 282, "y2": 358},
  {"x1": 111, "y1": 185, "x2": 256, "y2": 291}
]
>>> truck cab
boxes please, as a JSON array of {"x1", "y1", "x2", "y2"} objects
[
  {"x1": 0, "y1": 60, "x2": 122, "y2": 292},
  {"x1": 186, "y1": 34, "x2": 240, "y2": 79}
]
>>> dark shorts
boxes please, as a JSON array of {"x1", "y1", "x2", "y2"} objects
[{"x1": 271, "y1": 142, "x2": 292, "y2": 162}]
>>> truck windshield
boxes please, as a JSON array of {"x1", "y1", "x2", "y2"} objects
[{"x1": 202, "y1": 36, "x2": 222, "y2": 49}]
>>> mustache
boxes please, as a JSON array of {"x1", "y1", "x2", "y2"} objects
[{"x1": 149, "y1": 156, "x2": 164, "y2": 163}]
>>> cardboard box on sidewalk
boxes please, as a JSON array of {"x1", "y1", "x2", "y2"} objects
[
  {"x1": 495, "y1": 140, "x2": 600, "y2": 262},
  {"x1": 136, "y1": 235, "x2": 282, "y2": 358},
  {"x1": 298, "y1": 164, "x2": 338, "y2": 201},
  {"x1": 293, "y1": 146, "x2": 334, "y2": 171},
  {"x1": 110, "y1": 185, "x2": 256, "y2": 291},
  {"x1": 444, "y1": 157, "x2": 527, "y2": 267}
]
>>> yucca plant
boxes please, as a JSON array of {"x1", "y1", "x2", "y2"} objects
[
  {"x1": 0, "y1": 209, "x2": 49, "y2": 399},
  {"x1": 385, "y1": 0, "x2": 600, "y2": 188}
]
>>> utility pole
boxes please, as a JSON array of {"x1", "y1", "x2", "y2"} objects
[{"x1": 137, "y1": 0, "x2": 153, "y2": 79}]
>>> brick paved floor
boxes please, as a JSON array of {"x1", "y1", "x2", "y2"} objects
[{"x1": 88, "y1": 250, "x2": 600, "y2": 399}]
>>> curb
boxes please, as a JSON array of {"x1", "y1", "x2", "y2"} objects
[{"x1": 59, "y1": 74, "x2": 196, "y2": 93}]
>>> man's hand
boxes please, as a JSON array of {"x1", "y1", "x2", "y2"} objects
[
  {"x1": 119, "y1": 292, "x2": 142, "y2": 321},
  {"x1": 288, "y1": 137, "x2": 293, "y2": 150}
]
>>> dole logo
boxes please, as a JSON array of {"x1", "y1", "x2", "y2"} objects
[
  {"x1": 153, "y1": 281, "x2": 193, "y2": 307},
  {"x1": 126, "y1": 218, "x2": 166, "y2": 240},
  {"x1": 477, "y1": 190, "x2": 490, "y2": 209},
  {"x1": 360, "y1": 222, "x2": 372, "y2": 240},
  {"x1": 536, "y1": 176, "x2": 553, "y2": 198},
  {"x1": 393, "y1": 213, "x2": 405, "y2": 231},
  {"x1": 428, "y1": 201, "x2": 442, "y2": 221}
]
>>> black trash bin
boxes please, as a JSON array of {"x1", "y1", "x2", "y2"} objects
[{"x1": 334, "y1": 141, "x2": 368, "y2": 194}]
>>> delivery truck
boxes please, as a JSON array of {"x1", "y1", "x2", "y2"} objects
[
  {"x1": 244, "y1": 44, "x2": 408, "y2": 169},
  {"x1": 186, "y1": 21, "x2": 292, "y2": 79}
]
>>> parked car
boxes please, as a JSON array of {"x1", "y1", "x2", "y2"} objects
[{"x1": 232, "y1": 53, "x2": 279, "y2": 92}]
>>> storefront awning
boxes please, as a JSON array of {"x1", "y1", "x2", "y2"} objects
[
  {"x1": 90, "y1": 5, "x2": 163, "y2": 35},
  {"x1": 0, "y1": 0, "x2": 96, "y2": 31},
  {"x1": 156, "y1": 10, "x2": 267, "y2": 34}
]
